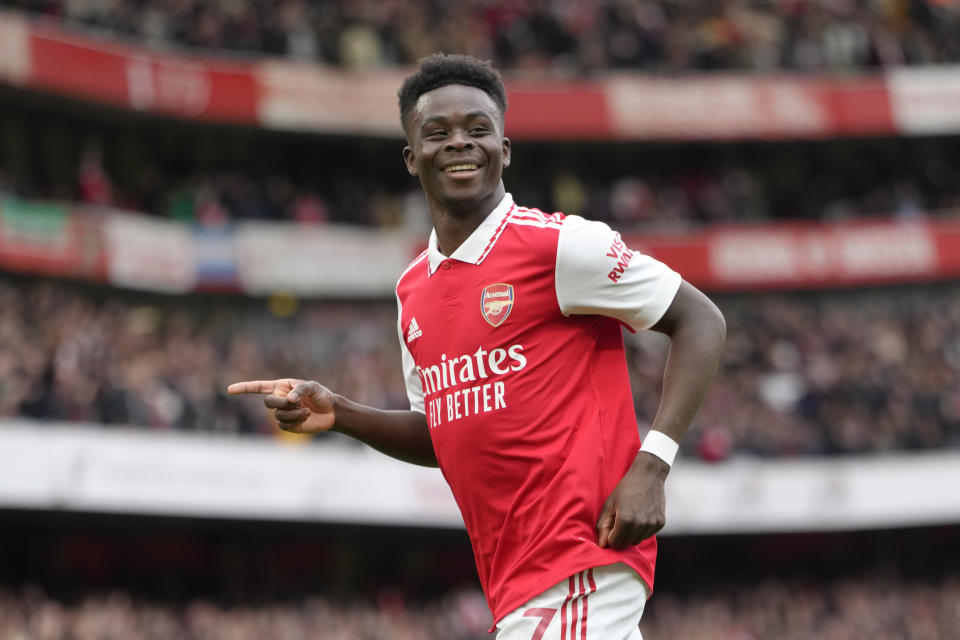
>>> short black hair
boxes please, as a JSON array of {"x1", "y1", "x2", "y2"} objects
[{"x1": 398, "y1": 53, "x2": 508, "y2": 132}]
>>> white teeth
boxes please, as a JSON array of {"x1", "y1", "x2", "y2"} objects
[{"x1": 445, "y1": 164, "x2": 478, "y2": 172}]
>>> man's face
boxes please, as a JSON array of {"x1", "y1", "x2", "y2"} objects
[{"x1": 403, "y1": 84, "x2": 511, "y2": 214}]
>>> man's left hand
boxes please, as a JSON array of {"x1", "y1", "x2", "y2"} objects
[{"x1": 596, "y1": 452, "x2": 670, "y2": 549}]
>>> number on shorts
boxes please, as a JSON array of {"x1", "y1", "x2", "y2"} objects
[{"x1": 522, "y1": 607, "x2": 557, "y2": 640}]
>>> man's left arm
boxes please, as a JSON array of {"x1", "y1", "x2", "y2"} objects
[{"x1": 597, "y1": 280, "x2": 726, "y2": 549}]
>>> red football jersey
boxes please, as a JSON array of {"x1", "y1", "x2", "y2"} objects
[{"x1": 395, "y1": 194, "x2": 681, "y2": 624}]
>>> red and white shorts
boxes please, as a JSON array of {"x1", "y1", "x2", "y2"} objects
[{"x1": 496, "y1": 563, "x2": 649, "y2": 640}]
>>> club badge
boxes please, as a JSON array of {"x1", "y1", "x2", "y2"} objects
[{"x1": 481, "y1": 283, "x2": 514, "y2": 327}]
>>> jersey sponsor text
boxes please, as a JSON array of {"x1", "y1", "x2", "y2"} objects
[
  {"x1": 605, "y1": 233, "x2": 635, "y2": 283},
  {"x1": 418, "y1": 344, "x2": 527, "y2": 428}
]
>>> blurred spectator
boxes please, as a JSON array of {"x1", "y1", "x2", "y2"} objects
[
  {"x1": 3, "y1": 151, "x2": 960, "y2": 230},
  {"x1": 76, "y1": 143, "x2": 112, "y2": 207},
  {"x1": 0, "y1": 572, "x2": 957, "y2": 639},
  {"x1": 290, "y1": 191, "x2": 328, "y2": 225},
  {"x1": 5, "y1": 0, "x2": 960, "y2": 74},
  {"x1": 642, "y1": 574, "x2": 960, "y2": 640},
  {"x1": 0, "y1": 585, "x2": 494, "y2": 640},
  {"x1": 1, "y1": 276, "x2": 959, "y2": 459},
  {"x1": 0, "y1": 277, "x2": 407, "y2": 438},
  {"x1": 626, "y1": 283, "x2": 960, "y2": 459}
]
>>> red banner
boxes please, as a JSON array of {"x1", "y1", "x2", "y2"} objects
[
  {"x1": 2, "y1": 193, "x2": 959, "y2": 295},
  {"x1": 605, "y1": 74, "x2": 893, "y2": 140},
  {"x1": 627, "y1": 216, "x2": 960, "y2": 291},
  {"x1": 7, "y1": 12, "x2": 960, "y2": 140},
  {"x1": 506, "y1": 80, "x2": 613, "y2": 140},
  {"x1": 13, "y1": 12, "x2": 960, "y2": 140},
  {"x1": 26, "y1": 21, "x2": 258, "y2": 123}
]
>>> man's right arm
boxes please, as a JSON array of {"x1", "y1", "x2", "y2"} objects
[
  {"x1": 329, "y1": 394, "x2": 435, "y2": 467},
  {"x1": 227, "y1": 379, "x2": 437, "y2": 467}
]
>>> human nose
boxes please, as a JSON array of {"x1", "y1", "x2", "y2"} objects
[{"x1": 444, "y1": 129, "x2": 473, "y2": 151}]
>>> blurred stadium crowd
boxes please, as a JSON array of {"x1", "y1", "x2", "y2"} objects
[
  {"x1": 1, "y1": 573, "x2": 957, "y2": 639},
  {"x1": 2, "y1": 139, "x2": 959, "y2": 230},
  {"x1": 3, "y1": 276, "x2": 958, "y2": 459},
  {"x1": 643, "y1": 574, "x2": 960, "y2": 640},
  {"x1": 2, "y1": 3, "x2": 959, "y2": 640},
  {"x1": 0, "y1": 278, "x2": 406, "y2": 437},
  {"x1": 0, "y1": 586, "x2": 493, "y2": 640},
  {"x1": 6, "y1": 0, "x2": 960, "y2": 73}
]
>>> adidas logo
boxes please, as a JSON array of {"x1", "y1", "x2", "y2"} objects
[{"x1": 407, "y1": 317, "x2": 423, "y2": 343}]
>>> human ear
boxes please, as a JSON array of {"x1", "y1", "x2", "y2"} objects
[
  {"x1": 403, "y1": 145, "x2": 418, "y2": 176},
  {"x1": 502, "y1": 137, "x2": 511, "y2": 168}
]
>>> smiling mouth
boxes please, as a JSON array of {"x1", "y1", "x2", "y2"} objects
[{"x1": 444, "y1": 163, "x2": 479, "y2": 173}]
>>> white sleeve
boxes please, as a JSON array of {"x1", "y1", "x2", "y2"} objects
[
  {"x1": 556, "y1": 215, "x2": 681, "y2": 331},
  {"x1": 396, "y1": 294, "x2": 426, "y2": 414}
]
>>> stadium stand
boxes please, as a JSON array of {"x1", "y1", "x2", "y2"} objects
[
  {"x1": 2, "y1": 3, "x2": 960, "y2": 639},
  {"x1": 3, "y1": 94, "x2": 960, "y2": 228},
  {"x1": 1, "y1": 275, "x2": 958, "y2": 458},
  {"x1": 5, "y1": 0, "x2": 960, "y2": 72},
  {"x1": 0, "y1": 277, "x2": 406, "y2": 437},
  {"x1": 0, "y1": 519, "x2": 957, "y2": 639},
  {"x1": 1, "y1": 574, "x2": 958, "y2": 639},
  {"x1": 0, "y1": 587, "x2": 496, "y2": 640}
]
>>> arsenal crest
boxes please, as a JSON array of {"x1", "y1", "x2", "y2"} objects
[{"x1": 480, "y1": 283, "x2": 514, "y2": 327}]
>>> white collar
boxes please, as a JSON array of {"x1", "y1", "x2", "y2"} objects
[{"x1": 426, "y1": 192, "x2": 515, "y2": 275}]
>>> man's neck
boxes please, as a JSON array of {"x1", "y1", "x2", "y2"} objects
[{"x1": 428, "y1": 187, "x2": 505, "y2": 256}]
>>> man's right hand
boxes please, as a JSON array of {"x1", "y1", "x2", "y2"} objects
[{"x1": 227, "y1": 379, "x2": 335, "y2": 434}]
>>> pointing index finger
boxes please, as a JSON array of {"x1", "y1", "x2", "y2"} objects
[{"x1": 227, "y1": 380, "x2": 279, "y2": 395}]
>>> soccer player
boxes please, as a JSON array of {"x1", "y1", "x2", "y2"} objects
[{"x1": 229, "y1": 54, "x2": 725, "y2": 639}]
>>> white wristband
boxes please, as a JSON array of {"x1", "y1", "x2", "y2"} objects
[{"x1": 639, "y1": 430, "x2": 679, "y2": 467}]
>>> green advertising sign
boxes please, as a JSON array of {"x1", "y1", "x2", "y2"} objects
[{"x1": 0, "y1": 199, "x2": 70, "y2": 249}]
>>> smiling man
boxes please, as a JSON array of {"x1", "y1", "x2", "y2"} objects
[{"x1": 229, "y1": 53, "x2": 726, "y2": 640}]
